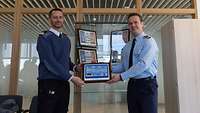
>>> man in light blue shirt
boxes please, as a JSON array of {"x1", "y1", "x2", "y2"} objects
[{"x1": 107, "y1": 13, "x2": 159, "y2": 113}]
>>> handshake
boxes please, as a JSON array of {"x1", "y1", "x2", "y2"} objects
[
  {"x1": 71, "y1": 64, "x2": 85, "y2": 87},
  {"x1": 71, "y1": 63, "x2": 122, "y2": 87}
]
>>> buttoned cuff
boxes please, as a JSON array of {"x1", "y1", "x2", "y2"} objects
[
  {"x1": 73, "y1": 65, "x2": 77, "y2": 72},
  {"x1": 68, "y1": 75, "x2": 74, "y2": 81},
  {"x1": 121, "y1": 73, "x2": 128, "y2": 80}
]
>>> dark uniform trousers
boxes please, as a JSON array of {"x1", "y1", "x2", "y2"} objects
[
  {"x1": 127, "y1": 76, "x2": 158, "y2": 113},
  {"x1": 37, "y1": 80, "x2": 70, "y2": 113}
]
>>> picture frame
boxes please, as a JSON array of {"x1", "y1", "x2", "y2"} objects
[
  {"x1": 78, "y1": 29, "x2": 97, "y2": 47},
  {"x1": 78, "y1": 48, "x2": 98, "y2": 64},
  {"x1": 82, "y1": 63, "x2": 111, "y2": 83}
]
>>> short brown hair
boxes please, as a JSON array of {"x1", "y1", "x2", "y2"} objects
[
  {"x1": 128, "y1": 13, "x2": 143, "y2": 22},
  {"x1": 48, "y1": 8, "x2": 63, "y2": 18}
]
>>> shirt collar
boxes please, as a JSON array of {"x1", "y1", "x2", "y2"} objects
[
  {"x1": 130, "y1": 32, "x2": 145, "y2": 42},
  {"x1": 135, "y1": 32, "x2": 145, "y2": 40},
  {"x1": 49, "y1": 28, "x2": 62, "y2": 37}
]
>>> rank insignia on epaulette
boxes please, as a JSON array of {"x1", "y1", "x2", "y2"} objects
[
  {"x1": 38, "y1": 30, "x2": 48, "y2": 37},
  {"x1": 38, "y1": 32, "x2": 44, "y2": 36},
  {"x1": 62, "y1": 32, "x2": 67, "y2": 36},
  {"x1": 144, "y1": 35, "x2": 151, "y2": 39}
]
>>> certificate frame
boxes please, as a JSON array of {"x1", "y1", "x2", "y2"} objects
[
  {"x1": 82, "y1": 63, "x2": 111, "y2": 83},
  {"x1": 78, "y1": 29, "x2": 97, "y2": 48},
  {"x1": 78, "y1": 48, "x2": 98, "y2": 64}
]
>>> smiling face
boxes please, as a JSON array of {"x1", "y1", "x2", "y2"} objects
[
  {"x1": 49, "y1": 10, "x2": 64, "y2": 30},
  {"x1": 128, "y1": 15, "x2": 144, "y2": 37}
]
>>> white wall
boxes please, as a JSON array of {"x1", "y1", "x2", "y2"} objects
[
  {"x1": 161, "y1": 19, "x2": 200, "y2": 113},
  {"x1": 197, "y1": 0, "x2": 200, "y2": 18}
]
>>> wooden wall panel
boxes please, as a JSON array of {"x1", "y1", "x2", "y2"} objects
[{"x1": 161, "y1": 19, "x2": 200, "y2": 113}]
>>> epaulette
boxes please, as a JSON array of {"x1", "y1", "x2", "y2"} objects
[
  {"x1": 62, "y1": 32, "x2": 68, "y2": 37},
  {"x1": 143, "y1": 35, "x2": 151, "y2": 39},
  {"x1": 38, "y1": 30, "x2": 48, "y2": 38}
]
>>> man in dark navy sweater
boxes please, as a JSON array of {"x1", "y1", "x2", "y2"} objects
[{"x1": 36, "y1": 8, "x2": 85, "y2": 113}]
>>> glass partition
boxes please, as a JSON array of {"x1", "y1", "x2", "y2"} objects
[
  {"x1": 76, "y1": 23, "x2": 129, "y2": 113},
  {"x1": 0, "y1": 14, "x2": 13, "y2": 95},
  {"x1": 111, "y1": 29, "x2": 129, "y2": 63},
  {"x1": 17, "y1": 26, "x2": 39, "y2": 109}
]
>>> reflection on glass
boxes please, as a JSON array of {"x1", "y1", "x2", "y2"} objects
[
  {"x1": 111, "y1": 29, "x2": 129, "y2": 63},
  {"x1": 17, "y1": 30, "x2": 40, "y2": 111},
  {"x1": 97, "y1": 35, "x2": 110, "y2": 62},
  {"x1": 18, "y1": 31, "x2": 39, "y2": 99},
  {"x1": 0, "y1": 28, "x2": 12, "y2": 95},
  {"x1": 18, "y1": 58, "x2": 38, "y2": 96}
]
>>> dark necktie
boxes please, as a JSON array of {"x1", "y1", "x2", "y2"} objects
[
  {"x1": 59, "y1": 33, "x2": 62, "y2": 38},
  {"x1": 129, "y1": 38, "x2": 136, "y2": 68}
]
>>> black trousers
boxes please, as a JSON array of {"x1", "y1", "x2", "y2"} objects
[
  {"x1": 127, "y1": 77, "x2": 158, "y2": 113},
  {"x1": 37, "y1": 79, "x2": 70, "y2": 113}
]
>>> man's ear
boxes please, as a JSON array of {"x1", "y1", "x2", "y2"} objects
[
  {"x1": 141, "y1": 22, "x2": 144, "y2": 30},
  {"x1": 48, "y1": 18, "x2": 51, "y2": 26}
]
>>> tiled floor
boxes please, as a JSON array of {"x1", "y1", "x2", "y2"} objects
[
  {"x1": 68, "y1": 103, "x2": 165, "y2": 113},
  {"x1": 76, "y1": 92, "x2": 165, "y2": 113},
  {"x1": 23, "y1": 94, "x2": 165, "y2": 113}
]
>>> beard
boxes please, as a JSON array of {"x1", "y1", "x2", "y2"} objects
[
  {"x1": 50, "y1": 20, "x2": 63, "y2": 29},
  {"x1": 53, "y1": 23, "x2": 63, "y2": 29}
]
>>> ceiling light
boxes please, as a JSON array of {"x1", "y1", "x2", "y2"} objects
[{"x1": 93, "y1": 17, "x2": 96, "y2": 21}]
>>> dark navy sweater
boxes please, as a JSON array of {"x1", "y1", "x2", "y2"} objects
[{"x1": 36, "y1": 31, "x2": 74, "y2": 81}]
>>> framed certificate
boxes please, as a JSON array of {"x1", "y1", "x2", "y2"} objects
[
  {"x1": 78, "y1": 48, "x2": 97, "y2": 63},
  {"x1": 78, "y1": 29, "x2": 97, "y2": 47},
  {"x1": 82, "y1": 63, "x2": 111, "y2": 83}
]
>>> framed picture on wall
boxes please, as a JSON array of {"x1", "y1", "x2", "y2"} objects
[
  {"x1": 78, "y1": 29, "x2": 97, "y2": 47},
  {"x1": 82, "y1": 63, "x2": 111, "y2": 83},
  {"x1": 78, "y1": 48, "x2": 97, "y2": 64}
]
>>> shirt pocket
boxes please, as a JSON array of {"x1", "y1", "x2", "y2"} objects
[
  {"x1": 134, "y1": 45, "x2": 142, "y2": 57},
  {"x1": 123, "y1": 50, "x2": 129, "y2": 58}
]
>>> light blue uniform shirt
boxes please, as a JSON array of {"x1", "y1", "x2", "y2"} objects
[{"x1": 112, "y1": 32, "x2": 159, "y2": 80}]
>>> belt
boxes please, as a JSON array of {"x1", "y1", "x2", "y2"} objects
[{"x1": 130, "y1": 76, "x2": 156, "y2": 81}]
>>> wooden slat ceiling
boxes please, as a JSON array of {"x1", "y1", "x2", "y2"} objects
[{"x1": 0, "y1": 0, "x2": 193, "y2": 37}]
